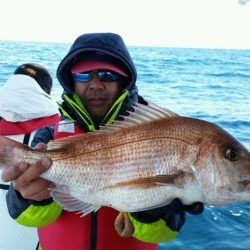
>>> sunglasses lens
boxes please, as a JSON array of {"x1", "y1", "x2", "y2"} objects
[
  {"x1": 73, "y1": 72, "x2": 92, "y2": 82},
  {"x1": 98, "y1": 71, "x2": 120, "y2": 82},
  {"x1": 73, "y1": 71, "x2": 121, "y2": 83}
]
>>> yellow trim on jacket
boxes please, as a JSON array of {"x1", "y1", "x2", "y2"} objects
[{"x1": 16, "y1": 201, "x2": 62, "y2": 227}]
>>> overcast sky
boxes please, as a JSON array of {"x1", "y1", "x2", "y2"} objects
[{"x1": 0, "y1": 0, "x2": 249, "y2": 49}]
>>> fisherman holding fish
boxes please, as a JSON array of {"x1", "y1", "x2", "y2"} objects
[{"x1": 0, "y1": 33, "x2": 205, "y2": 250}]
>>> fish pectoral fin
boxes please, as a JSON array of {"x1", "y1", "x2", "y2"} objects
[
  {"x1": 49, "y1": 188, "x2": 100, "y2": 216},
  {"x1": 107, "y1": 171, "x2": 189, "y2": 189}
]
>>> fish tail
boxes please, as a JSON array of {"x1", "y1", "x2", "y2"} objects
[{"x1": 0, "y1": 136, "x2": 28, "y2": 168}]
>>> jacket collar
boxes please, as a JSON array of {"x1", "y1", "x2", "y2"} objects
[{"x1": 58, "y1": 90, "x2": 130, "y2": 132}]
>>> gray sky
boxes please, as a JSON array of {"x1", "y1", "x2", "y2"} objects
[{"x1": 0, "y1": 0, "x2": 249, "y2": 49}]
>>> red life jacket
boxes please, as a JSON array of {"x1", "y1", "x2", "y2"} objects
[
  {"x1": 38, "y1": 120, "x2": 157, "y2": 250},
  {"x1": 0, "y1": 114, "x2": 60, "y2": 136}
]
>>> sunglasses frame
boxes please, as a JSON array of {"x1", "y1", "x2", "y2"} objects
[{"x1": 73, "y1": 70, "x2": 121, "y2": 83}]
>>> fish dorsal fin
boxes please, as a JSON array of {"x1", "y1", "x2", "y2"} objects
[
  {"x1": 99, "y1": 102, "x2": 179, "y2": 133},
  {"x1": 136, "y1": 101, "x2": 178, "y2": 119},
  {"x1": 50, "y1": 187, "x2": 100, "y2": 216},
  {"x1": 47, "y1": 102, "x2": 179, "y2": 145}
]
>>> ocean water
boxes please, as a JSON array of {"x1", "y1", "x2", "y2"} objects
[{"x1": 0, "y1": 40, "x2": 250, "y2": 249}]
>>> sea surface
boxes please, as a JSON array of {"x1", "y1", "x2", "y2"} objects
[{"x1": 0, "y1": 40, "x2": 250, "y2": 250}]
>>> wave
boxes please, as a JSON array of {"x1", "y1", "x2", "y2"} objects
[{"x1": 205, "y1": 72, "x2": 250, "y2": 78}]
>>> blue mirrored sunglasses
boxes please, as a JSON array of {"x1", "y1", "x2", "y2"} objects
[{"x1": 73, "y1": 70, "x2": 121, "y2": 83}]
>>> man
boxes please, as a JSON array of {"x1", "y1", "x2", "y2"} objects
[
  {"x1": 1, "y1": 33, "x2": 203, "y2": 250},
  {"x1": 0, "y1": 63, "x2": 60, "y2": 250}
]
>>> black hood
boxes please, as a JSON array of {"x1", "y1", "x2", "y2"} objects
[{"x1": 57, "y1": 33, "x2": 137, "y2": 94}]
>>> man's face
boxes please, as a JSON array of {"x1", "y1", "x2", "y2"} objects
[{"x1": 74, "y1": 72, "x2": 123, "y2": 123}]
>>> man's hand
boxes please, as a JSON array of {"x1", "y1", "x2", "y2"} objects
[{"x1": 1, "y1": 143, "x2": 55, "y2": 201}]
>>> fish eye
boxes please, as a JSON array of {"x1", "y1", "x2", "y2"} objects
[{"x1": 224, "y1": 145, "x2": 240, "y2": 161}]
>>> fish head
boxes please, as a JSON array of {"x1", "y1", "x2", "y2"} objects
[
  {"x1": 212, "y1": 138, "x2": 250, "y2": 204},
  {"x1": 194, "y1": 124, "x2": 250, "y2": 205}
]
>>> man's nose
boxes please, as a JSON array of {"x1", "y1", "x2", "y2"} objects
[{"x1": 88, "y1": 74, "x2": 104, "y2": 89}]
